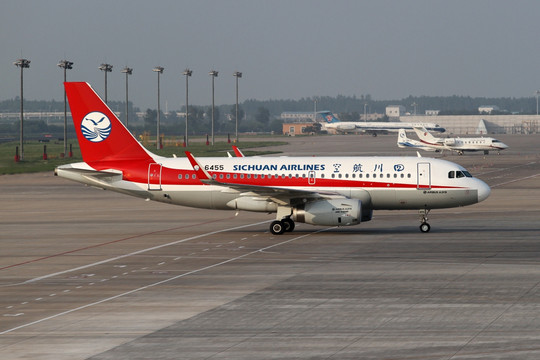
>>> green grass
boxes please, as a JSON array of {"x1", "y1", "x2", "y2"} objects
[{"x1": 0, "y1": 138, "x2": 287, "y2": 175}]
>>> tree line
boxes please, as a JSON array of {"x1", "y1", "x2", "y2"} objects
[{"x1": 1, "y1": 93, "x2": 538, "y2": 137}]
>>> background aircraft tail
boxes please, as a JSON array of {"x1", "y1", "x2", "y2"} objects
[
  {"x1": 413, "y1": 126, "x2": 439, "y2": 143},
  {"x1": 318, "y1": 111, "x2": 340, "y2": 123},
  {"x1": 397, "y1": 129, "x2": 409, "y2": 148},
  {"x1": 65, "y1": 82, "x2": 153, "y2": 165}
]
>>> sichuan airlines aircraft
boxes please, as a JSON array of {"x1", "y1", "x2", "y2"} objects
[
  {"x1": 321, "y1": 111, "x2": 446, "y2": 136},
  {"x1": 55, "y1": 83, "x2": 490, "y2": 234},
  {"x1": 413, "y1": 126, "x2": 509, "y2": 155}
]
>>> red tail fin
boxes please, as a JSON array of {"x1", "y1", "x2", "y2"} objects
[{"x1": 65, "y1": 82, "x2": 152, "y2": 165}]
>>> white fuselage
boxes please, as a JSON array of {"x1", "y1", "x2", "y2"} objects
[
  {"x1": 57, "y1": 155, "x2": 490, "y2": 213},
  {"x1": 325, "y1": 121, "x2": 445, "y2": 134}
]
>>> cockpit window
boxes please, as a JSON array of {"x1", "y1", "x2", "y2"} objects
[{"x1": 449, "y1": 170, "x2": 473, "y2": 179}]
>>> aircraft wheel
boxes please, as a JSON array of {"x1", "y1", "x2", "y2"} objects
[
  {"x1": 420, "y1": 223, "x2": 431, "y2": 233},
  {"x1": 270, "y1": 220, "x2": 285, "y2": 235},
  {"x1": 283, "y1": 218, "x2": 295, "y2": 232}
]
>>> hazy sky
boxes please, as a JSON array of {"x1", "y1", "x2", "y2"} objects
[{"x1": 2, "y1": 0, "x2": 540, "y2": 110}]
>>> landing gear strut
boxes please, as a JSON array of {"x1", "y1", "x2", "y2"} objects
[
  {"x1": 269, "y1": 217, "x2": 295, "y2": 235},
  {"x1": 419, "y1": 209, "x2": 431, "y2": 233}
]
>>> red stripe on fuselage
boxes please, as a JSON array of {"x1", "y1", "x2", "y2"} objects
[{"x1": 101, "y1": 163, "x2": 463, "y2": 190}]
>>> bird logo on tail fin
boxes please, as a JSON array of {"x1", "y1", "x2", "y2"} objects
[{"x1": 81, "y1": 112, "x2": 112, "y2": 142}]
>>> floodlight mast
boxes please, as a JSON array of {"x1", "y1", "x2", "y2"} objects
[
  {"x1": 14, "y1": 58, "x2": 30, "y2": 161},
  {"x1": 182, "y1": 68, "x2": 192, "y2": 146},
  {"x1": 209, "y1": 70, "x2": 218, "y2": 145},
  {"x1": 233, "y1": 71, "x2": 242, "y2": 143},
  {"x1": 121, "y1": 67, "x2": 133, "y2": 128},
  {"x1": 58, "y1": 60, "x2": 74, "y2": 157},
  {"x1": 153, "y1": 66, "x2": 164, "y2": 150},
  {"x1": 98, "y1": 63, "x2": 113, "y2": 103}
]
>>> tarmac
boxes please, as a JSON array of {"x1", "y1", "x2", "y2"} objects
[{"x1": 1, "y1": 133, "x2": 539, "y2": 359}]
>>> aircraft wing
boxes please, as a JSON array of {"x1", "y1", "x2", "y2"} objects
[{"x1": 184, "y1": 152, "x2": 344, "y2": 205}]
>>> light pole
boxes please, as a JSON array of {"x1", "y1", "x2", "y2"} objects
[
  {"x1": 99, "y1": 63, "x2": 113, "y2": 103},
  {"x1": 153, "y1": 66, "x2": 164, "y2": 150},
  {"x1": 182, "y1": 68, "x2": 192, "y2": 146},
  {"x1": 58, "y1": 60, "x2": 73, "y2": 157},
  {"x1": 535, "y1": 90, "x2": 540, "y2": 116},
  {"x1": 233, "y1": 71, "x2": 242, "y2": 143},
  {"x1": 121, "y1": 67, "x2": 133, "y2": 128},
  {"x1": 364, "y1": 103, "x2": 368, "y2": 122},
  {"x1": 209, "y1": 70, "x2": 218, "y2": 145},
  {"x1": 14, "y1": 58, "x2": 30, "y2": 161}
]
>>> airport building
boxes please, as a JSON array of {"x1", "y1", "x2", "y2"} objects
[{"x1": 401, "y1": 114, "x2": 539, "y2": 134}]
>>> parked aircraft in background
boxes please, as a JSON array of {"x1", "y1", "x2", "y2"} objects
[
  {"x1": 413, "y1": 126, "x2": 509, "y2": 155},
  {"x1": 397, "y1": 129, "x2": 439, "y2": 152},
  {"x1": 55, "y1": 83, "x2": 490, "y2": 234},
  {"x1": 320, "y1": 111, "x2": 446, "y2": 136}
]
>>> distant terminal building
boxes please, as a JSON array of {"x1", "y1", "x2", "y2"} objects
[
  {"x1": 425, "y1": 110, "x2": 440, "y2": 116},
  {"x1": 282, "y1": 122, "x2": 316, "y2": 136},
  {"x1": 402, "y1": 114, "x2": 539, "y2": 134},
  {"x1": 280, "y1": 111, "x2": 318, "y2": 122},
  {"x1": 386, "y1": 105, "x2": 406, "y2": 118}
]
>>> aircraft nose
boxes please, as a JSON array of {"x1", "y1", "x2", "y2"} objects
[{"x1": 477, "y1": 179, "x2": 491, "y2": 203}]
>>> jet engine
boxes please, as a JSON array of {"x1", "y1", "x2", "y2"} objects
[
  {"x1": 336, "y1": 123, "x2": 356, "y2": 131},
  {"x1": 292, "y1": 199, "x2": 363, "y2": 226}
]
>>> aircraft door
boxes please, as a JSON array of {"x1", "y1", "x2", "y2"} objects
[
  {"x1": 148, "y1": 163, "x2": 162, "y2": 190},
  {"x1": 308, "y1": 171, "x2": 316, "y2": 185},
  {"x1": 417, "y1": 162, "x2": 431, "y2": 189}
]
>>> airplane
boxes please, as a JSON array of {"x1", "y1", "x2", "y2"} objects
[
  {"x1": 320, "y1": 111, "x2": 446, "y2": 136},
  {"x1": 397, "y1": 129, "x2": 439, "y2": 152},
  {"x1": 412, "y1": 126, "x2": 509, "y2": 155},
  {"x1": 55, "y1": 82, "x2": 490, "y2": 234}
]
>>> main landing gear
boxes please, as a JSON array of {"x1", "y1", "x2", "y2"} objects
[
  {"x1": 419, "y1": 209, "x2": 431, "y2": 233},
  {"x1": 270, "y1": 217, "x2": 295, "y2": 235}
]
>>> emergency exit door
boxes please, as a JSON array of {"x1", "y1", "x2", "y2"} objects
[{"x1": 148, "y1": 163, "x2": 162, "y2": 190}]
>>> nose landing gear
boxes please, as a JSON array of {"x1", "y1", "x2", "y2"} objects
[{"x1": 419, "y1": 209, "x2": 431, "y2": 233}]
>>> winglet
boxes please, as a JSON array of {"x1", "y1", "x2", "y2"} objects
[
  {"x1": 232, "y1": 145, "x2": 244, "y2": 157},
  {"x1": 184, "y1": 151, "x2": 215, "y2": 184}
]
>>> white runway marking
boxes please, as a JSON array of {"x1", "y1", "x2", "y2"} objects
[
  {"x1": 0, "y1": 226, "x2": 331, "y2": 335},
  {"x1": 18, "y1": 220, "x2": 271, "y2": 285}
]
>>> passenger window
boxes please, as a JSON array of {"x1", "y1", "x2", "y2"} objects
[{"x1": 192, "y1": 174, "x2": 196, "y2": 179}]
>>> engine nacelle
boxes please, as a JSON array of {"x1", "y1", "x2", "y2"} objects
[
  {"x1": 226, "y1": 197, "x2": 278, "y2": 212},
  {"x1": 443, "y1": 138, "x2": 456, "y2": 146},
  {"x1": 336, "y1": 123, "x2": 356, "y2": 131},
  {"x1": 292, "y1": 199, "x2": 362, "y2": 226}
]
